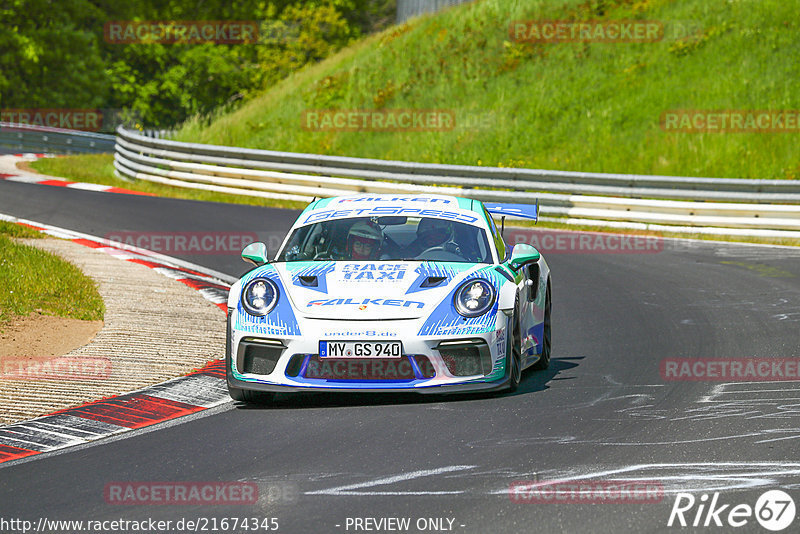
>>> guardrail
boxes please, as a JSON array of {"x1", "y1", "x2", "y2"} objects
[
  {"x1": 114, "y1": 126, "x2": 800, "y2": 238},
  {"x1": 397, "y1": 0, "x2": 473, "y2": 23},
  {"x1": 0, "y1": 122, "x2": 116, "y2": 154}
]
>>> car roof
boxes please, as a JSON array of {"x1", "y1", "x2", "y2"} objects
[
  {"x1": 294, "y1": 194, "x2": 492, "y2": 228},
  {"x1": 284, "y1": 194, "x2": 500, "y2": 262},
  {"x1": 300, "y1": 194, "x2": 486, "y2": 218}
]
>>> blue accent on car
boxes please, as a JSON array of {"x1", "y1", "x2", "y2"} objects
[
  {"x1": 235, "y1": 266, "x2": 301, "y2": 336},
  {"x1": 303, "y1": 207, "x2": 479, "y2": 225},
  {"x1": 405, "y1": 262, "x2": 468, "y2": 294},
  {"x1": 290, "y1": 262, "x2": 335, "y2": 294},
  {"x1": 417, "y1": 267, "x2": 504, "y2": 336},
  {"x1": 287, "y1": 378, "x2": 430, "y2": 388},
  {"x1": 484, "y1": 201, "x2": 539, "y2": 221},
  {"x1": 528, "y1": 322, "x2": 545, "y2": 354}
]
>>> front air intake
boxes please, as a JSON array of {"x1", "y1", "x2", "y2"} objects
[
  {"x1": 237, "y1": 338, "x2": 285, "y2": 375},
  {"x1": 437, "y1": 339, "x2": 492, "y2": 377}
]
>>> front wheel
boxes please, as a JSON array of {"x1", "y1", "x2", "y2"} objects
[
  {"x1": 507, "y1": 295, "x2": 523, "y2": 392},
  {"x1": 532, "y1": 282, "x2": 551, "y2": 371}
]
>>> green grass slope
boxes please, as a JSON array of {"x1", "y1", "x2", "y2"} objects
[
  {"x1": 0, "y1": 222, "x2": 104, "y2": 327},
  {"x1": 176, "y1": 0, "x2": 800, "y2": 180}
]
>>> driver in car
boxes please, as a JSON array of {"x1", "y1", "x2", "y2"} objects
[
  {"x1": 405, "y1": 218, "x2": 462, "y2": 258},
  {"x1": 346, "y1": 221, "x2": 384, "y2": 260}
]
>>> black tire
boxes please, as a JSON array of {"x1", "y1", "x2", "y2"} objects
[
  {"x1": 227, "y1": 384, "x2": 247, "y2": 402},
  {"x1": 507, "y1": 294, "x2": 523, "y2": 392},
  {"x1": 532, "y1": 282, "x2": 551, "y2": 371}
]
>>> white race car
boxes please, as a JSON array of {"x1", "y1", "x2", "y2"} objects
[{"x1": 226, "y1": 194, "x2": 551, "y2": 402}]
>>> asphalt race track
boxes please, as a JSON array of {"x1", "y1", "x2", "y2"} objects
[{"x1": 2, "y1": 180, "x2": 800, "y2": 533}]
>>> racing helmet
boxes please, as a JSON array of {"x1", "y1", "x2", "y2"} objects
[
  {"x1": 416, "y1": 218, "x2": 454, "y2": 248},
  {"x1": 346, "y1": 221, "x2": 383, "y2": 260}
]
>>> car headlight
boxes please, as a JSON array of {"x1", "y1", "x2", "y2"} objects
[
  {"x1": 241, "y1": 278, "x2": 278, "y2": 316},
  {"x1": 453, "y1": 279, "x2": 496, "y2": 317}
]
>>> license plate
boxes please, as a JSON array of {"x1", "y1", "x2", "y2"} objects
[{"x1": 319, "y1": 341, "x2": 402, "y2": 359}]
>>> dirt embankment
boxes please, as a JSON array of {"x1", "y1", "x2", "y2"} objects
[{"x1": 0, "y1": 237, "x2": 225, "y2": 425}]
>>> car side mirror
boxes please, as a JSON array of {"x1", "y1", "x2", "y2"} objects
[
  {"x1": 506, "y1": 244, "x2": 540, "y2": 272},
  {"x1": 241, "y1": 242, "x2": 269, "y2": 266}
]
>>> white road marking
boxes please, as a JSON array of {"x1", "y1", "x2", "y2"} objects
[
  {"x1": 490, "y1": 462, "x2": 800, "y2": 495},
  {"x1": 306, "y1": 465, "x2": 476, "y2": 496}
]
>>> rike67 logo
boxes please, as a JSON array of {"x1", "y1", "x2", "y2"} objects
[{"x1": 668, "y1": 490, "x2": 796, "y2": 531}]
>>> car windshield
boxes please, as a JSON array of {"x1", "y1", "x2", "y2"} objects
[{"x1": 277, "y1": 216, "x2": 493, "y2": 263}]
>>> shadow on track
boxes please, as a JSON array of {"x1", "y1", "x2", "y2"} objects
[{"x1": 508, "y1": 355, "x2": 583, "y2": 397}]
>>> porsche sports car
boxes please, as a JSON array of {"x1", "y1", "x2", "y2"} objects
[{"x1": 226, "y1": 194, "x2": 551, "y2": 402}]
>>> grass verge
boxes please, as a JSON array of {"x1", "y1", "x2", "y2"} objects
[
  {"x1": 0, "y1": 223, "x2": 104, "y2": 327},
  {"x1": 27, "y1": 154, "x2": 308, "y2": 210},
  {"x1": 514, "y1": 218, "x2": 800, "y2": 248},
  {"x1": 0, "y1": 220, "x2": 44, "y2": 239},
  {"x1": 24, "y1": 155, "x2": 799, "y2": 248},
  {"x1": 176, "y1": 0, "x2": 800, "y2": 180}
]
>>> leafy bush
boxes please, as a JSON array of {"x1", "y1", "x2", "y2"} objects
[{"x1": 0, "y1": 0, "x2": 395, "y2": 129}]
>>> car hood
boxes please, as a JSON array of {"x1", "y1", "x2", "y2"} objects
[{"x1": 273, "y1": 261, "x2": 483, "y2": 320}]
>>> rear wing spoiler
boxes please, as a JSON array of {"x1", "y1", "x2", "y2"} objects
[{"x1": 484, "y1": 200, "x2": 539, "y2": 223}]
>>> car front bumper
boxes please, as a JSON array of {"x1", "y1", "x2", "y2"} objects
[{"x1": 226, "y1": 310, "x2": 512, "y2": 394}]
